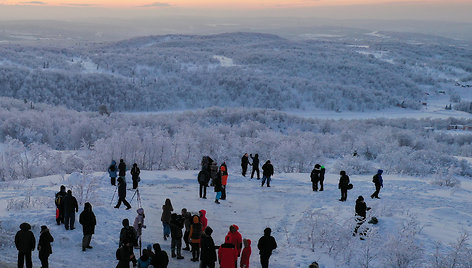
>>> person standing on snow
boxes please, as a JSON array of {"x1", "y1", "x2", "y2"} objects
[
  {"x1": 241, "y1": 153, "x2": 249, "y2": 177},
  {"x1": 338, "y1": 171, "x2": 350, "y2": 202},
  {"x1": 189, "y1": 215, "x2": 203, "y2": 262},
  {"x1": 220, "y1": 162, "x2": 229, "y2": 200},
  {"x1": 227, "y1": 224, "x2": 243, "y2": 265},
  {"x1": 181, "y1": 208, "x2": 192, "y2": 251},
  {"x1": 169, "y1": 213, "x2": 185, "y2": 259},
  {"x1": 15, "y1": 222, "x2": 35, "y2": 268},
  {"x1": 118, "y1": 159, "x2": 127, "y2": 179},
  {"x1": 371, "y1": 169, "x2": 384, "y2": 199},
  {"x1": 200, "y1": 226, "x2": 217, "y2": 268},
  {"x1": 218, "y1": 235, "x2": 238, "y2": 268},
  {"x1": 119, "y1": 219, "x2": 138, "y2": 267},
  {"x1": 63, "y1": 190, "x2": 79, "y2": 230},
  {"x1": 115, "y1": 177, "x2": 132, "y2": 210},
  {"x1": 38, "y1": 225, "x2": 53, "y2": 268},
  {"x1": 199, "y1": 210, "x2": 208, "y2": 231},
  {"x1": 310, "y1": 164, "x2": 321, "y2": 191},
  {"x1": 319, "y1": 165, "x2": 326, "y2": 191},
  {"x1": 161, "y1": 198, "x2": 173, "y2": 240},
  {"x1": 198, "y1": 167, "x2": 210, "y2": 199},
  {"x1": 240, "y1": 238, "x2": 252, "y2": 268},
  {"x1": 250, "y1": 154, "x2": 260, "y2": 179},
  {"x1": 213, "y1": 167, "x2": 223, "y2": 204},
  {"x1": 261, "y1": 160, "x2": 274, "y2": 187},
  {"x1": 257, "y1": 227, "x2": 277, "y2": 268},
  {"x1": 55, "y1": 185, "x2": 67, "y2": 225},
  {"x1": 108, "y1": 160, "x2": 118, "y2": 186},
  {"x1": 79, "y1": 202, "x2": 96, "y2": 251},
  {"x1": 133, "y1": 208, "x2": 146, "y2": 243},
  {"x1": 130, "y1": 163, "x2": 141, "y2": 190}
]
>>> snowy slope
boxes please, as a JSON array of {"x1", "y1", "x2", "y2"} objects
[{"x1": 0, "y1": 170, "x2": 471, "y2": 267}]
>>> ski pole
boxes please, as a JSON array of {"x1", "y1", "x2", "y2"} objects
[{"x1": 110, "y1": 186, "x2": 117, "y2": 205}]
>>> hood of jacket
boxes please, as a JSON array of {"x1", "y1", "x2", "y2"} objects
[
  {"x1": 137, "y1": 208, "x2": 144, "y2": 215},
  {"x1": 199, "y1": 209, "x2": 206, "y2": 217},
  {"x1": 20, "y1": 222, "x2": 31, "y2": 231},
  {"x1": 264, "y1": 227, "x2": 271, "y2": 236},
  {"x1": 84, "y1": 202, "x2": 92, "y2": 211},
  {"x1": 111, "y1": 160, "x2": 116, "y2": 165},
  {"x1": 204, "y1": 226, "x2": 213, "y2": 236},
  {"x1": 378, "y1": 169, "x2": 383, "y2": 174},
  {"x1": 245, "y1": 239, "x2": 252, "y2": 247}
]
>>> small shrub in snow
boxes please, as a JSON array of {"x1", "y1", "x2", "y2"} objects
[
  {"x1": 431, "y1": 232, "x2": 472, "y2": 268},
  {"x1": 431, "y1": 166, "x2": 461, "y2": 188},
  {"x1": 333, "y1": 156, "x2": 375, "y2": 175},
  {"x1": 67, "y1": 172, "x2": 100, "y2": 205}
]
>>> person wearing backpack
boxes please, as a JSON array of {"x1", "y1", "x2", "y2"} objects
[
  {"x1": 131, "y1": 163, "x2": 140, "y2": 190},
  {"x1": 115, "y1": 177, "x2": 132, "y2": 210},
  {"x1": 79, "y1": 202, "x2": 96, "y2": 251},
  {"x1": 38, "y1": 225, "x2": 53, "y2": 268},
  {"x1": 55, "y1": 185, "x2": 67, "y2": 225},
  {"x1": 198, "y1": 168, "x2": 210, "y2": 199},
  {"x1": 108, "y1": 160, "x2": 118, "y2": 186},
  {"x1": 371, "y1": 169, "x2": 383, "y2": 199},
  {"x1": 120, "y1": 219, "x2": 138, "y2": 267},
  {"x1": 63, "y1": 190, "x2": 79, "y2": 230},
  {"x1": 338, "y1": 171, "x2": 350, "y2": 202},
  {"x1": 250, "y1": 154, "x2": 260, "y2": 180}
]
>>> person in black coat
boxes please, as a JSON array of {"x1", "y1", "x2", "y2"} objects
[
  {"x1": 55, "y1": 185, "x2": 67, "y2": 225},
  {"x1": 200, "y1": 226, "x2": 218, "y2": 268},
  {"x1": 119, "y1": 219, "x2": 138, "y2": 266},
  {"x1": 63, "y1": 190, "x2": 79, "y2": 230},
  {"x1": 15, "y1": 222, "x2": 35, "y2": 268},
  {"x1": 79, "y1": 202, "x2": 96, "y2": 251},
  {"x1": 130, "y1": 163, "x2": 140, "y2": 189},
  {"x1": 261, "y1": 160, "x2": 274, "y2": 187},
  {"x1": 371, "y1": 169, "x2": 383, "y2": 199},
  {"x1": 319, "y1": 165, "x2": 326, "y2": 191},
  {"x1": 257, "y1": 227, "x2": 277, "y2": 268},
  {"x1": 214, "y1": 169, "x2": 223, "y2": 204},
  {"x1": 38, "y1": 225, "x2": 54, "y2": 268},
  {"x1": 115, "y1": 177, "x2": 131, "y2": 210},
  {"x1": 354, "y1": 196, "x2": 371, "y2": 235},
  {"x1": 169, "y1": 213, "x2": 184, "y2": 259},
  {"x1": 241, "y1": 153, "x2": 249, "y2": 177},
  {"x1": 116, "y1": 239, "x2": 134, "y2": 268},
  {"x1": 338, "y1": 171, "x2": 350, "y2": 202},
  {"x1": 198, "y1": 169, "x2": 210, "y2": 199},
  {"x1": 118, "y1": 159, "x2": 127, "y2": 178},
  {"x1": 310, "y1": 164, "x2": 321, "y2": 191},
  {"x1": 250, "y1": 154, "x2": 260, "y2": 179},
  {"x1": 151, "y1": 243, "x2": 169, "y2": 268}
]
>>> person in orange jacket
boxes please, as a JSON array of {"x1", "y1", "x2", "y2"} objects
[
  {"x1": 227, "y1": 224, "x2": 243, "y2": 266},
  {"x1": 220, "y1": 163, "x2": 228, "y2": 200},
  {"x1": 240, "y1": 238, "x2": 251, "y2": 268},
  {"x1": 218, "y1": 235, "x2": 238, "y2": 268}
]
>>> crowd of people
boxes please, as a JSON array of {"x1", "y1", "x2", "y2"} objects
[{"x1": 14, "y1": 155, "x2": 384, "y2": 268}]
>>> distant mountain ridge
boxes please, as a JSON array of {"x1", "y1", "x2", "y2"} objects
[{"x1": 0, "y1": 31, "x2": 469, "y2": 112}]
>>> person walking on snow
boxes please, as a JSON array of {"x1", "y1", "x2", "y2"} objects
[
  {"x1": 241, "y1": 153, "x2": 249, "y2": 177},
  {"x1": 63, "y1": 190, "x2": 79, "y2": 230},
  {"x1": 240, "y1": 238, "x2": 252, "y2": 268},
  {"x1": 261, "y1": 160, "x2": 274, "y2": 187},
  {"x1": 354, "y1": 196, "x2": 371, "y2": 236},
  {"x1": 371, "y1": 169, "x2": 383, "y2": 199},
  {"x1": 161, "y1": 198, "x2": 173, "y2": 240},
  {"x1": 108, "y1": 160, "x2": 118, "y2": 186},
  {"x1": 130, "y1": 163, "x2": 140, "y2": 189},
  {"x1": 79, "y1": 202, "x2": 96, "y2": 251},
  {"x1": 15, "y1": 222, "x2": 35, "y2": 268},
  {"x1": 257, "y1": 227, "x2": 277, "y2": 268},
  {"x1": 250, "y1": 154, "x2": 260, "y2": 179},
  {"x1": 338, "y1": 171, "x2": 350, "y2": 202},
  {"x1": 221, "y1": 162, "x2": 229, "y2": 200},
  {"x1": 115, "y1": 177, "x2": 132, "y2": 210},
  {"x1": 38, "y1": 225, "x2": 53, "y2": 268}
]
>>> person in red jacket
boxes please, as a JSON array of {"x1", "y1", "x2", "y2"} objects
[
  {"x1": 218, "y1": 235, "x2": 238, "y2": 268},
  {"x1": 220, "y1": 163, "x2": 228, "y2": 200},
  {"x1": 227, "y1": 224, "x2": 243, "y2": 266},
  {"x1": 199, "y1": 210, "x2": 208, "y2": 231},
  {"x1": 240, "y1": 239, "x2": 251, "y2": 268}
]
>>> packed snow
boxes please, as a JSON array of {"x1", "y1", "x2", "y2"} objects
[{"x1": 1, "y1": 168, "x2": 471, "y2": 267}]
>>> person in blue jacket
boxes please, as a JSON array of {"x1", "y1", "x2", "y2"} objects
[
  {"x1": 371, "y1": 169, "x2": 383, "y2": 199},
  {"x1": 108, "y1": 160, "x2": 118, "y2": 186}
]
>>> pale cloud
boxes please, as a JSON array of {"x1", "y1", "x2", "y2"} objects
[
  {"x1": 20, "y1": 1, "x2": 46, "y2": 4},
  {"x1": 139, "y1": 2, "x2": 170, "y2": 8}
]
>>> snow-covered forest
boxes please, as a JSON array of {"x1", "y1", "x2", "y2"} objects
[
  {"x1": 1, "y1": 30, "x2": 472, "y2": 267},
  {"x1": 0, "y1": 32, "x2": 471, "y2": 112}
]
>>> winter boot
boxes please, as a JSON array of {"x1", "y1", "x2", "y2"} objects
[
  {"x1": 171, "y1": 250, "x2": 176, "y2": 258},
  {"x1": 215, "y1": 199, "x2": 220, "y2": 204},
  {"x1": 177, "y1": 248, "x2": 184, "y2": 259}
]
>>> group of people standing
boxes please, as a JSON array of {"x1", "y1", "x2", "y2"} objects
[
  {"x1": 240, "y1": 154, "x2": 274, "y2": 187},
  {"x1": 109, "y1": 159, "x2": 142, "y2": 210},
  {"x1": 198, "y1": 156, "x2": 229, "y2": 204}
]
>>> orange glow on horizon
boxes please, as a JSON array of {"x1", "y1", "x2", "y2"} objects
[{"x1": 2, "y1": 0, "x2": 469, "y2": 9}]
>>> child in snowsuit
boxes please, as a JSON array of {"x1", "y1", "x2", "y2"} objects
[
  {"x1": 133, "y1": 208, "x2": 146, "y2": 242},
  {"x1": 240, "y1": 239, "x2": 252, "y2": 268}
]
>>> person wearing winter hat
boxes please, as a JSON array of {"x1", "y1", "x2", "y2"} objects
[
  {"x1": 240, "y1": 238, "x2": 252, "y2": 268},
  {"x1": 133, "y1": 208, "x2": 146, "y2": 240},
  {"x1": 218, "y1": 235, "x2": 238, "y2": 268},
  {"x1": 15, "y1": 222, "x2": 35, "y2": 268},
  {"x1": 38, "y1": 225, "x2": 54, "y2": 268},
  {"x1": 200, "y1": 226, "x2": 217, "y2": 268},
  {"x1": 189, "y1": 215, "x2": 203, "y2": 262},
  {"x1": 79, "y1": 202, "x2": 96, "y2": 251},
  {"x1": 354, "y1": 196, "x2": 371, "y2": 236},
  {"x1": 371, "y1": 169, "x2": 384, "y2": 199},
  {"x1": 257, "y1": 228, "x2": 277, "y2": 268}
]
